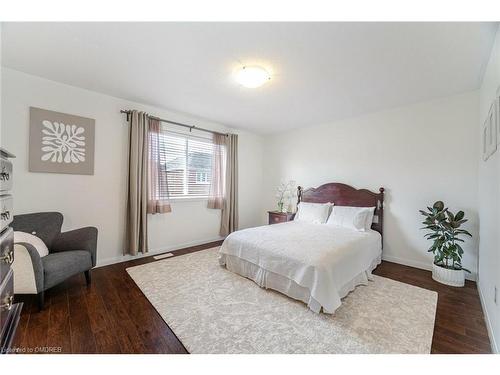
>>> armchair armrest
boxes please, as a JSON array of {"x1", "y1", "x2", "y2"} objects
[
  {"x1": 12, "y1": 242, "x2": 44, "y2": 294},
  {"x1": 52, "y1": 227, "x2": 98, "y2": 267}
]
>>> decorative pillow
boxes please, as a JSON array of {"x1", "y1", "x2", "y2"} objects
[
  {"x1": 294, "y1": 202, "x2": 332, "y2": 224},
  {"x1": 14, "y1": 231, "x2": 49, "y2": 257},
  {"x1": 326, "y1": 206, "x2": 373, "y2": 231}
]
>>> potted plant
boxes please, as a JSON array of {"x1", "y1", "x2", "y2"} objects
[
  {"x1": 276, "y1": 180, "x2": 296, "y2": 213},
  {"x1": 420, "y1": 201, "x2": 472, "y2": 287}
]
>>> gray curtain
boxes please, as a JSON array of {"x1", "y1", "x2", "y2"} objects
[
  {"x1": 220, "y1": 134, "x2": 238, "y2": 236},
  {"x1": 125, "y1": 110, "x2": 149, "y2": 255},
  {"x1": 147, "y1": 118, "x2": 172, "y2": 214}
]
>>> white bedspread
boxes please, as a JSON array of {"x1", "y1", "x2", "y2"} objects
[{"x1": 218, "y1": 221, "x2": 382, "y2": 314}]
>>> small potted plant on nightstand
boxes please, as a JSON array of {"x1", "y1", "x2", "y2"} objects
[
  {"x1": 420, "y1": 201, "x2": 472, "y2": 287},
  {"x1": 276, "y1": 180, "x2": 296, "y2": 213}
]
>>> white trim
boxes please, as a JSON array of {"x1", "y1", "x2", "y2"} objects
[
  {"x1": 168, "y1": 196, "x2": 209, "y2": 203},
  {"x1": 477, "y1": 280, "x2": 499, "y2": 353},
  {"x1": 96, "y1": 236, "x2": 224, "y2": 268},
  {"x1": 381, "y1": 254, "x2": 476, "y2": 281}
]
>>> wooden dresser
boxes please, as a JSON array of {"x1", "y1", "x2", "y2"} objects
[
  {"x1": 268, "y1": 211, "x2": 295, "y2": 225},
  {"x1": 0, "y1": 148, "x2": 22, "y2": 354}
]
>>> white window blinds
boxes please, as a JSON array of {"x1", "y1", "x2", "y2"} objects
[{"x1": 157, "y1": 130, "x2": 215, "y2": 198}]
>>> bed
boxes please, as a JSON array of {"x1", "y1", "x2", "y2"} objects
[{"x1": 218, "y1": 183, "x2": 385, "y2": 314}]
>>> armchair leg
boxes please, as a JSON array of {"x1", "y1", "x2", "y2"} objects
[
  {"x1": 84, "y1": 270, "x2": 91, "y2": 286},
  {"x1": 37, "y1": 291, "x2": 45, "y2": 311}
]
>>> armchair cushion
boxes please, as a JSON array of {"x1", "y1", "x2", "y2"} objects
[
  {"x1": 52, "y1": 227, "x2": 98, "y2": 267},
  {"x1": 42, "y1": 251, "x2": 92, "y2": 290}
]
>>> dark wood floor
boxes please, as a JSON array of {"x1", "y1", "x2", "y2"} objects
[{"x1": 11, "y1": 241, "x2": 491, "y2": 354}]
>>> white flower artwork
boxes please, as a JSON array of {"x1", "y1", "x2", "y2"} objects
[
  {"x1": 41, "y1": 120, "x2": 86, "y2": 163},
  {"x1": 29, "y1": 107, "x2": 95, "y2": 175}
]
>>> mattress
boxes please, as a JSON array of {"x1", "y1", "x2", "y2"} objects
[{"x1": 218, "y1": 221, "x2": 382, "y2": 314}]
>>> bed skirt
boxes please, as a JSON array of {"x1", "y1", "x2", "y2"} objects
[{"x1": 219, "y1": 253, "x2": 382, "y2": 314}]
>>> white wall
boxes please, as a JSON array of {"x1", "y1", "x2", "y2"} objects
[
  {"x1": 1, "y1": 47, "x2": 493, "y2": 350},
  {"x1": 0, "y1": 23, "x2": 2, "y2": 145},
  {"x1": 0, "y1": 68, "x2": 264, "y2": 266},
  {"x1": 478, "y1": 25, "x2": 500, "y2": 353},
  {"x1": 262, "y1": 92, "x2": 480, "y2": 278}
]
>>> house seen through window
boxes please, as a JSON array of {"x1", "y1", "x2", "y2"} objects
[{"x1": 157, "y1": 130, "x2": 214, "y2": 198}]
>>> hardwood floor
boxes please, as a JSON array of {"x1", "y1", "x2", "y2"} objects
[
  {"x1": 373, "y1": 262, "x2": 492, "y2": 354},
  {"x1": 11, "y1": 242, "x2": 491, "y2": 354}
]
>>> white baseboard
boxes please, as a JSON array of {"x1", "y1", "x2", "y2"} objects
[
  {"x1": 477, "y1": 281, "x2": 499, "y2": 354},
  {"x1": 381, "y1": 254, "x2": 477, "y2": 281},
  {"x1": 96, "y1": 236, "x2": 224, "y2": 268}
]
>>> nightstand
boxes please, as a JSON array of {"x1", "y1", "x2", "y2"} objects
[{"x1": 268, "y1": 211, "x2": 295, "y2": 225}]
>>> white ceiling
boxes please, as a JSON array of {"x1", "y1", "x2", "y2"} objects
[{"x1": 2, "y1": 22, "x2": 497, "y2": 133}]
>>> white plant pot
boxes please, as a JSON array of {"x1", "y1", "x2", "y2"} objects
[{"x1": 432, "y1": 263, "x2": 465, "y2": 287}]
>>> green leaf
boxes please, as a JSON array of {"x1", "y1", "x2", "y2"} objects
[
  {"x1": 457, "y1": 229, "x2": 472, "y2": 237},
  {"x1": 442, "y1": 222, "x2": 452, "y2": 230},
  {"x1": 446, "y1": 210, "x2": 455, "y2": 222},
  {"x1": 433, "y1": 201, "x2": 444, "y2": 211},
  {"x1": 423, "y1": 225, "x2": 440, "y2": 231},
  {"x1": 455, "y1": 211, "x2": 464, "y2": 221}
]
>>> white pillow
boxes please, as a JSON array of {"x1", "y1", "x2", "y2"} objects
[
  {"x1": 14, "y1": 231, "x2": 49, "y2": 257},
  {"x1": 327, "y1": 206, "x2": 373, "y2": 231},
  {"x1": 364, "y1": 207, "x2": 376, "y2": 230},
  {"x1": 294, "y1": 202, "x2": 332, "y2": 224}
]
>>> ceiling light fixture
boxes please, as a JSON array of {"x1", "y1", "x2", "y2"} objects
[{"x1": 234, "y1": 65, "x2": 271, "y2": 88}]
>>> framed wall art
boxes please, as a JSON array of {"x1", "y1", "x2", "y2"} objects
[
  {"x1": 497, "y1": 96, "x2": 500, "y2": 146},
  {"x1": 482, "y1": 101, "x2": 497, "y2": 161},
  {"x1": 29, "y1": 107, "x2": 95, "y2": 175}
]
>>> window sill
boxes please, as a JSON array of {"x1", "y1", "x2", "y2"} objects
[{"x1": 168, "y1": 196, "x2": 209, "y2": 203}]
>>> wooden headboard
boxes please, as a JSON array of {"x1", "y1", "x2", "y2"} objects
[{"x1": 297, "y1": 183, "x2": 385, "y2": 237}]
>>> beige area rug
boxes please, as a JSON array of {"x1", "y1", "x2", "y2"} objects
[{"x1": 126, "y1": 248, "x2": 437, "y2": 354}]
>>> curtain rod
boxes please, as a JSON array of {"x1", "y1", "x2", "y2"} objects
[{"x1": 120, "y1": 110, "x2": 228, "y2": 137}]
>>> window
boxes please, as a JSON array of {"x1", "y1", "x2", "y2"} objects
[
  {"x1": 195, "y1": 171, "x2": 209, "y2": 184},
  {"x1": 157, "y1": 130, "x2": 215, "y2": 199}
]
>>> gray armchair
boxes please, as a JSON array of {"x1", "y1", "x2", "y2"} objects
[{"x1": 11, "y1": 212, "x2": 98, "y2": 310}]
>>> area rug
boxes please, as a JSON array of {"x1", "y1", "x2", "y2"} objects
[{"x1": 126, "y1": 248, "x2": 437, "y2": 354}]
